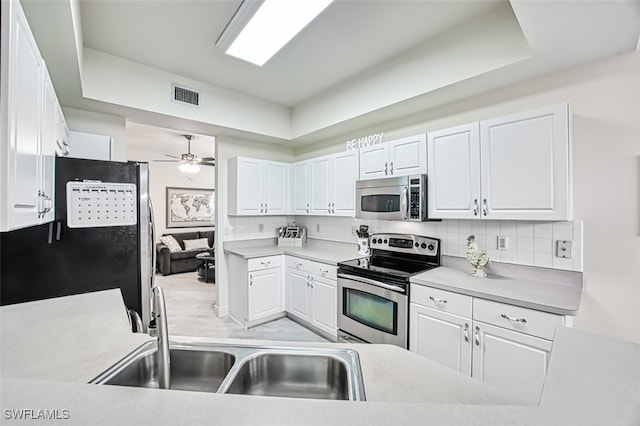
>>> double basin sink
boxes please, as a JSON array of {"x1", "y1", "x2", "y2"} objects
[{"x1": 90, "y1": 341, "x2": 366, "y2": 401}]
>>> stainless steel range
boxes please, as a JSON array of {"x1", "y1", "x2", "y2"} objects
[{"x1": 337, "y1": 233, "x2": 441, "y2": 348}]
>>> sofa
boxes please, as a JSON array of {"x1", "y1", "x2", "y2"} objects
[{"x1": 156, "y1": 230, "x2": 214, "y2": 276}]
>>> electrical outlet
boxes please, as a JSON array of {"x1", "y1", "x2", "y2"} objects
[
  {"x1": 497, "y1": 235, "x2": 508, "y2": 251},
  {"x1": 258, "y1": 223, "x2": 264, "y2": 232},
  {"x1": 556, "y1": 240, "x2": 572, "y2": 258}
]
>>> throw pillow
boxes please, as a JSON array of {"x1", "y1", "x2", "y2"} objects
[
  {"x1": 160, "y1": 235, "x2": 182, "y2": 253},
  {"x1": 183, "y1": 238, "x2": 210, "y2": 251}
]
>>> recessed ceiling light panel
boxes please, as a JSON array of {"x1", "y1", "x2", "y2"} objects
[{"x1": 217, "y1": 0, "x2": 335, "y2": 66}]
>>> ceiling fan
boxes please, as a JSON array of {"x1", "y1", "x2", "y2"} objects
[{"x1": 154, "y1": 135, "x2": 215, "y2": 173}]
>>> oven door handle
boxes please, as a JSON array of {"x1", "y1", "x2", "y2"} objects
[{"x1": 338, "y1": 273, "x2": 406, "y2": 294}]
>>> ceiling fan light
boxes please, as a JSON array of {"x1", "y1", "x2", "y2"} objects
[{"x1": 179, "y1": 163, "x2": 200, "y2": 173}]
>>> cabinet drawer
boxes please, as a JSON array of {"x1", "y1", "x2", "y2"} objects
[
  {"x1": 286, "y1": 256, "x2": 337, "y2": 279},
  {"x1": 248, "y1": 255, "x2": 282, "y2": 271},
  {"x1": 410, "y1": 284, "x2": 472, "y2": 318},
  {"x1": 473, "y1": 298, "x2": 563, "y2": 340}
]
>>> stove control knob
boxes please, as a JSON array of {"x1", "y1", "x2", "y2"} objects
[
  {"x1": 420, "y1": 243, "x2": 427, "y2": 249},
  {"x1": 415, "y1": 242, "x2": 419, "y2": 248},
  {"x1": 383, "y1": 239, "x2": 388, "y2": 244},
  {"x1": 428, "y1": 244, "x2": 435, "y2": 251}
]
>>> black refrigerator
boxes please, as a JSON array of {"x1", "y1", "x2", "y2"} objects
[{"x1": 0, "y1": 157, "x2": 155, "y2": 330}]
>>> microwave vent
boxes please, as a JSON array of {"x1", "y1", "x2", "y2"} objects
[{"x1": 172, "y1": 84, "x2": 200, "y2": 106}]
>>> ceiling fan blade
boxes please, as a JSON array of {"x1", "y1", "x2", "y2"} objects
[
  {"x1": 153, "y1": 159, "x2": 180, "y2": 162},
  {"x1": 164, "y1": 154, "x2": 180, "y2": 159},
  {"x1": 200, "y1": 157, "x2": 215, "y2": 161},
  {"x1": 199, "y1": 162, "x2": 215, "y2": 167}
]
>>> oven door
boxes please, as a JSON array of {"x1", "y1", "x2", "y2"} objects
[
  {"x1": 356, "y1": 185, "x2": 409, "y2": 221},
  {"x1": 337, "y1": 273, "x2": 408, "y2": 348}
]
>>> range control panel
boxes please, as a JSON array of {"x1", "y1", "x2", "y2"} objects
[{"x1": 369, "y1": 233, "x2": 439, "y2": 256}]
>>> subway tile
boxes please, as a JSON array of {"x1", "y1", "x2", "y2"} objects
[
  {"x1": 459, "y1": 220, "x2": 472, "y2": 235},
  {"x1": 485, "y1": 221, "x2": 501, "y2": 235},
  {"x1": 534, "y1": 222, "x2": 553, "y2": 238},
  {"x1": 552, "y1": 222, "x2": 573, "y2": 240},
  {"x1": 501, "y1": 249, "x2": 517, "y2": 264},
  {"x1": 446, "y1": 220, "x2": 459, "y2": 234},
  {"x1": 487, "y1": 248, "x2": 502, "y2": 263},
  {"x1": 500, "y1": 221, "x2": 517, "y2": 237},
  {"x1": 552, "y1": 256, "x2": 573, "y2": 271},
  {"x1": 516, "y1": 237, "x2": 534, "y2": 252},
  {"x1": 533, "y1": 251, "x2": 553, "y2": 268},
  {"x1": 534, "y1": 238, "x2": 553, "y2": 254},
  {"x1": 516, "y1": 222, "x2": 534, "y2": 238},
  {"x1": 516, "y1": 250, "x2": 534, "y2": 266},
  {"x1": 472, "y1": 220, "x2": 486, "y2": 235}
]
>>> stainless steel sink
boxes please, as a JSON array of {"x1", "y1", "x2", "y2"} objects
[
  {"x1": 91, "y1": 342, "x2": 366, "y2": 401},
  {"x1": 91, "y1": 342, "x2": 235, "y2": 393},
  {"x1": 224, "y1": 352, "x2": 350, "y2": 400}
]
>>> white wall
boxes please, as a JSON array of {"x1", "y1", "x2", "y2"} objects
[
  {"x1": 126, "y1": 147, "x2": 215, "y2": 240},
  {"x1": 297, "y1": 51, "x2": 640, "y2": 343},
  {"x1": 214, "y1": 136, "x2": 294, "y2": 317},
  {"x1": 62, "y1": 107, "x2": 127, "y2": 161}
]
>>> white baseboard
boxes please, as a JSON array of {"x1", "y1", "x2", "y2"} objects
[{"x1": 214, "y1": 304, "x2": 228, "y2": 318}]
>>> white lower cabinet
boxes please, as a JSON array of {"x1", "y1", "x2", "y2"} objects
[
  {"x1": 227, "y1": 254, "x2": 285, "y2": 328},
  {"x1": 248, "y1": 267, "x2": 282, "y2": 322},
  {"x1": 285, "y1": 256, "x2": 337, "y2": 339},
  {"x1": 410, "y1": 284, "x2": 569, "y2": 405}
]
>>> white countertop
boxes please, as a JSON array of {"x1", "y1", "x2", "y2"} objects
[
  {"x1": 411, "y1": 260, "x2": 582, "y2": 316},
  {"x1": 2, "y1": 290, "x2": 638, "y2": 425},
  {"x1": 224, "y1": 238, "x2": 361, "y2": 265}
]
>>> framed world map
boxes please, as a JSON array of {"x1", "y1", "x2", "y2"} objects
[{"x1": 166, "y1": 187, "x2": 215, "y2": 228}]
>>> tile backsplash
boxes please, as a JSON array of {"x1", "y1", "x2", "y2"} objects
[{"x1": 224, "y1": 215, "x2": 583, "y2": 272}]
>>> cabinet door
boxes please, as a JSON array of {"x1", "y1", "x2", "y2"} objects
[
  {"x1": 309, "y1": 155, "x2": 331, "y2": 215},
  {"x1": 7, "y1": 4, "x2": 44, "y2": 229},
  {"x1": 263, "y1": 161, "x2": 288, "y2": 215},
  {"x1": 359, "y1": 143, "x2": 389, "y2": 180},
  {"x1": 472, "y1": 321, "x2": 552, "y2": 405},
  {"x1": 236, "y1": 158, "x2": 262, "y2": 215},
  {"x1": 331, "y1": 151, "x2": 358, "y2": 216},
  {"x1": 389, "y1": 134, "x2": 426, "y2": 176},
  {"x1": 286, "y1": 268, "x2": 310, "y2": 321},
  {"x1": 480, "y1": 103, "x2": 571, "y2": 220},
  {"x1": 292, "y1": 161, "x2": 310, "y2": 215},
  {"x1": 248, "y1": 268, "x2": 282, "y2": 321},
  {"x1": 427, "y1": 123, "x2": 481, "y2": 219},
  {"x1": 310, "y1": 275, "x2": 337, "y2": 336},
  {"x1": 409, "y1": 304, "x2": 472, "y2": 376},
  {"x1": 40, "y1": 71, "x2": 57, "y2": 223}
]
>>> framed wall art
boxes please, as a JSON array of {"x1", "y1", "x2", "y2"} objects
[{"x1": 166, "y1": 187, "x2": 215, "y2": 228}]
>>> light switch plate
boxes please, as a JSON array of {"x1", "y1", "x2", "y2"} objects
[{"x1": 556, "y1": 240, "x2": 572, "y2": 258}]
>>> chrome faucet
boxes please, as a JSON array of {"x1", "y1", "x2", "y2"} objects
[{"x1": 152, "y1": 286, "x2": 170, "y2": 389}]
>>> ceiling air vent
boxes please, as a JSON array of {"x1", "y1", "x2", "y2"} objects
[{"x1": 172, "y1": 84, "x2": 200, "y2": 106}]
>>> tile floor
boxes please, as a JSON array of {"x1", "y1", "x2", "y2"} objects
[{"x1": 155, "y1": 271, "x2": 328, "y2": 343}]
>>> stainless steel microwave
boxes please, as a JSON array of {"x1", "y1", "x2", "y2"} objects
[{"x1": 356, "y1": 175, "x2": 427, "y2": 221}]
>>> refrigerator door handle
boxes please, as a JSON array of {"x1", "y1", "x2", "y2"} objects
[
  {"x1": 55, "y1": 221, "x2": 62, "y2": 241},
  {"x1": 149, "y1": 197, "x2": 156, "y2": 286},
  {"x1": 47, "y1": 223, "x2": 54, "y2": 244}
]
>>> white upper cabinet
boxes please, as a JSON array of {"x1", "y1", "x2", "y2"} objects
[
  {"x1": 291, "y1": 160, "x2": 310, "y2": 215},
  {"x1": 427, "y1": 104, "x2": 572, "y2": 221},
  {"x1": 309, "y1": 151, "x2": 358, "y2": 216},
  {"x1": 227, "y1": 157, "x2": 289, "y2": 216},
  {"x1": 1, "y1": 0, "x2": 59, "y2": 231},
  {"x1": 359, "y1": 134, "x2": 427, "y2": 180},
  {"x1": 427, "y1": 123, "x2": 481, "y2": 219}
]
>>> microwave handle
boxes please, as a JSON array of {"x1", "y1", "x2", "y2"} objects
[{"x1": 401, "y1": 186, "x2": 409, "y2": 220}]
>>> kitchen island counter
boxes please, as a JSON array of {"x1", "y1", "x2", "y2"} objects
[{"x1": 1, "y1": 290, "x2": 638, "y2": 425}]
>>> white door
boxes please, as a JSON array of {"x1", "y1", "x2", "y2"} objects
[
  {"x1": 40, "y1": 71, "x2": 57, "y2": 223},
  {"x1": 248, "y1": 268, "x2": 282, "y2": 321},
  {"x1": 480, "y1": 103, "x2": 571, "y2": 220},
  {"x1": 8, "y1": 5, "x2": 44, "y2": 229},
  {"x1": 309, "y1": 155, "x2": 331, "y2": 215},
  {"x1": 263, "y1": 161, "x2": 288, "y2": 215},
  {"x1": 409, "y1": 304, "x2": 472, "y2": 376},
  {"x1": 389, "y1": 134, "x2": 427, "y2": 176},
  {"x1": 292, "y1": 161, "x2": 309, "y2": 215},
  {"x1": 286, "y1": 268, "x2": 311, "y2": 321},
  {"x1": 331, "y1": 151, "x2": 358, "y2": 216},
  {"x1": 310, "y1": 275, "x2": 336, "y2": 336},
  {"x1": 472, "y1": 321, "x2": 552, "y2": 405},
  {"x1": 427, "y1": 123, "x2": 481, "y2": 219},
  {"x1": 359, "y1": 143, "x2": 389, "y2": 180},
  {"x1": 237, "y1": 158, "x2": 262, "y2": 215}
]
